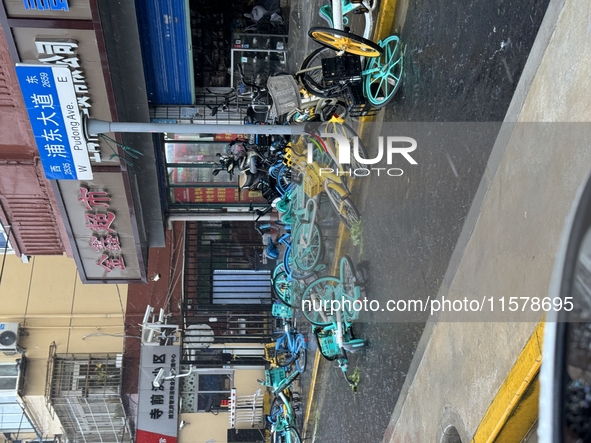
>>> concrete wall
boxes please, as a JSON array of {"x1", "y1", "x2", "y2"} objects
[{"x1": 0, "y1": 253, "x2": 127, "y2": 435}]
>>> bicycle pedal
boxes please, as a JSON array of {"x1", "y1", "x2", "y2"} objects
[{"x1": 354, "y1": 7, "x2": 368, "y2": 13}]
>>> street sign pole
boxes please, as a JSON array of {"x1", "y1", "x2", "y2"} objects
[
  {"x1": 85, "y1": 118, "x2": 307, "y2": 137},
  {"x1": 16, "y1": 64, "x2": 312, "y2": 182}
]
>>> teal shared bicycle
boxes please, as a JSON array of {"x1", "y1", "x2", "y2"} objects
[
  {"x1": 267, "y1": 391, "x2": 302, "y2": 443},
  {"x1": 273, "y1": 320, "x2": 308, "y2": 373},
  {"x1": 299, "y1": 0, "x2": 404, "y2": 112},
  {"x1": 300, "y1": 255, "x2": 367, "y2": 388}
]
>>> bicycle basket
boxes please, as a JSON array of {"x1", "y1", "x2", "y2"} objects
[
  {"x1": 272, "y1": 303, "x2": 293, "y2": 319},
  {"x1": 266, "y1": 367, "x2": 288, "y2": 387},
  {"x1": 319, "y1": 334, "x2": 340, "y2": 358},
  {"x1": 267, "y1": 75, "x2": 302, "y2": 118},
  {"x1": 303, "y1": 168, "x2": 322, "y2": 197},
  {"x1": 321, "y1": 55, "x2": 362, "y2": 81},
  {"x1": 282, "y1": 147, "x2": 295, "y2": 168},
  {"x1": 345, "y1": 83, "x2": 380, "y2": 118}
]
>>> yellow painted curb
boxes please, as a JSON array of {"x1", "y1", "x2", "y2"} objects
[
  {"x1": 373, "y1": 0, "x2": 399, "y2": 42},
  {"x1": 471, "y1": 320, "x2": 544, "y2": 443},
  {"x1": 302, "y1": 346, "x2": 322, "y2": 439}
]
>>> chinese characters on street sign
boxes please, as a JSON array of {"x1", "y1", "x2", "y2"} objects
[
  {"x1": 16, "y1": 65, "x2": 93, "y2": 180},
  {"x1": 35, "y1": 39, "x2": 103, "y2": 163}
]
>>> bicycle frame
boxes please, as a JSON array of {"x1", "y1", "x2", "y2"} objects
[
  {"x1": 302, "y1": 0, "x2": 404, "y2": 108},
  {"x1": 300, "y1": 256, "x2": 367, "y2": 384},
  {"x1": 274, "y1": 322, "x2": 307, "y2": 371},
  {"x1": 320, "y1": 0, "x2": 375, "y2": 39},
  {"x1": 267, "y1": 391, "x2": 300, "y2": 442},
  {"x1": 315, "y1": 316, "x2": 365, "y2": 389},
  {"x1": 286, "y1": 97, "x2": 346, "y2": 123},
  {"x1": 259, "y1": 366, "x2": 301, "y2": 395}
]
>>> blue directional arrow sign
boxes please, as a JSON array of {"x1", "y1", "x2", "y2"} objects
[{"x1": 16, "y1": 64, "x2": 93, "y2": 180}]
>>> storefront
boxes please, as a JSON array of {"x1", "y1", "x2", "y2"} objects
[
  {"x1": 2, "y1": 2, "x2": 279, "y2": 440},
  {"x1": 137, "y1": 338, "x2": 267, "y2": 443},
  {"x1": 1, "y1": 0, "x2": 166, "y2": 282},
  {"x1": 160, "y1": 133, "x2": 268, "y2": 209},
  {"x1": 1, "y1": 0, "x2": 290, "y2": 260},
  {"x1": 135, "y1": 0, "x2": 289, "y2": 214},
  {"x1": 135, "y1": 0, "x2": 288, "y2": 102}
]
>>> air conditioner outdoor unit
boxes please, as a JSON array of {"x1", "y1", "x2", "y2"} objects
[{"x1": 0, "y1": 322, "x2": 20, "y2": 351}]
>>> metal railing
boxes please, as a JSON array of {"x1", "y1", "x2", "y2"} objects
[{"x1": 45, "y1": 348, "x2": 131, "y2": 443}]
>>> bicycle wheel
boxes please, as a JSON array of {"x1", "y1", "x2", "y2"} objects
[
  {"x1": 291, "y1": 222, "x2": 323, "y2": 273},
  {"x1": 272, "y1": 271, "x2": 293, "y2": 307},
  {"x1": 308, "y1": 27, "x2": 383, "y2": 57},
  {"x1": 339, "y1": 255, "x2": 361, "y2": 322},
  {"x1": 273, "y1": 262, "x2": 286, "y2": 279},
  {"x1": 363, "y1": 35, "x2": 404, "y2": 108},
  {"x1": 325, "y1": 185, "x2": 361, "y2": 229},
  {"x1": 298, "y1": 47, "x2": 349, "y2": 98},
  {"x1": 286, "y1": 427, "x2": 302, "y2": 443},
  {"x1": 274, "y1": 336, "x2": 296, "y2": 367},
  {"x1": 301, "y1": 276, "x2": 341, "y2": 326},
  {"x1": 339, "y1": 255, "x2": 357, "y2": 298},
  {"x1": 322, "y1": 121, "x2": 369, "y2": 171},
  {"x1": 281, "y1": 238, "x2": 315, "y2": 280},
  {"x1": 294, "y1": 335, "x2": 307, "y2": 372}
]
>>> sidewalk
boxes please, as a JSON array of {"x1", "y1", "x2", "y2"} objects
[{"x1": 381, "y1": 0, "x2": 591, "y2": 441}]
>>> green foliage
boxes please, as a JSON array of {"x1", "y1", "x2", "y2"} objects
[
  {"x1": 348, "y1": 366, "x2": 361, "y2": 392},
  {"x1": 94, "y1": 363, "x2": 107, "y2": 383},
  {"x1": 350, "y1": 219, "x2": 364, "y2": 257}
]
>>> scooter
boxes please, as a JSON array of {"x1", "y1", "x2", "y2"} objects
[{"x1": 212, "y1": 147, "x2": 268, "y2": 191}]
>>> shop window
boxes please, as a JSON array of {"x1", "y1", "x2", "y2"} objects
[
  {"x1": 179, "y1": 368, "x2": 233, "y2": 413},
  {"x1": 0, "y1": 363, "x2": 18, "y2": 391},
  {"x1": 163, "y1": 136, "x2": 267, "y2": 207}
]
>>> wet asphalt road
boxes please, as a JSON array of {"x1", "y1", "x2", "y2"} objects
[{"x1": 308, "y1": 0, "x2": 551, "y2": 442}]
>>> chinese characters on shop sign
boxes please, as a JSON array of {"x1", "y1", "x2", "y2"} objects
[
  {"x1": 78, "y1": 187, "x2": 125, "y2": 273},
  {"x1": 149, "y1": 353, "x2": 177, "y2": 420}
]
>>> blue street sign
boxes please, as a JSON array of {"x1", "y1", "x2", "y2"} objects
[
  {"x1": 23, "y1": 0, "x2": 69, "y2": 11},
  {"x1": 16, "y1": 64, "x2": 92, "y2": 180}
]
